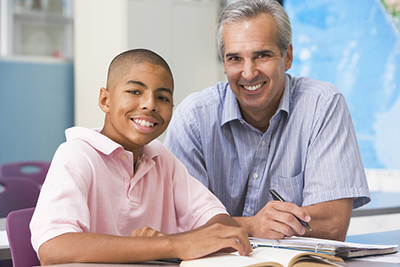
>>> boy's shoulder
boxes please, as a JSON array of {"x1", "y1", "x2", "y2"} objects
[{"x1": 54, "y1": 127, "x2": 122, "y2": 166}]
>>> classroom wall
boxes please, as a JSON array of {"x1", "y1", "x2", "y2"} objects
[{"x1": 0, "y1": 59, "x2": 74, "y2": 166}]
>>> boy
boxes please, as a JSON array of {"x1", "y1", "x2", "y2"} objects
[{"x1": 30, "y1": 49, "x2": 251, "y2": 265}]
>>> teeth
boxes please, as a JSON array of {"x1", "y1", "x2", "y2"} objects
[
  {"x1": 134, "y1": 119, "x2": 155, "y2": 127},
  {"x1": 243, "y1": 83, "x2": 264, "y2": 91}
]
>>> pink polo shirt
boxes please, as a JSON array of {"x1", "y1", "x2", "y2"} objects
[{"x1": 30, "y1": 127, "x2": 228, "y2": 253}]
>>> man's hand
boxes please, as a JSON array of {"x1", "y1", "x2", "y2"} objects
[
  {"x1": 234, "y1": 201, "x2": 311, "y2": 239},
  {"x1": 234, "y1": 198, "x2": 354, "y2": 241}
]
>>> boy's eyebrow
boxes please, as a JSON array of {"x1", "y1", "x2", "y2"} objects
[
  {"x1": 127, "y1": 80, "x2": 146, "y2": 87},
  {"x1": 126, "y1": 80, "x2": 173, "y2": 95},
  {"x1": 157, "y1": 87, "x2": 173, "y2": 95}
]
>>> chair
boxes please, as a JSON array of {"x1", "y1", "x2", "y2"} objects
[
  {"x1": 0, "y1": 161, "x2": 50, "y2": 186},
  {"x1": 0, "y1": 177, "x2": 41, "y2": 218},
  {"x1": 6, "y1": 208, "x2": 40, "y2": 267}
]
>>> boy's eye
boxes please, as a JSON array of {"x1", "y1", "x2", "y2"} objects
[
  {"x1": 158, "y1": 96, "x2": 170, "y2": 102},
  {"x1": 128, "y1": 90, "x2": 140, "y2": 95}
]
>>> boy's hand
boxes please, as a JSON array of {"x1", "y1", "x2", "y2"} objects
[
  {"x1": 169, "y1": 222, "x2": 252, "y2": 260},
  {"x1": 130, "y1": 227, "x2": 165, "y2": 237}
]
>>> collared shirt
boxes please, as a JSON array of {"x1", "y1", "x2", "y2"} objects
[
  {"x1": 30, "y1": 127, "x2": 228, "y2": 253},
  {"x1": 164, "y1": 74, "x2": 370, "y2": 217}
]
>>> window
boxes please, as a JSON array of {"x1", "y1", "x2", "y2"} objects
[{"x1": 0, "y1": 0, "x2": 73, "y2": 60}]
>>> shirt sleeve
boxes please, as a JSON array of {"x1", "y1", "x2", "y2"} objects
[
  {"x1": 30, "y1": 143, "x2": 91, "y2": 254},
  {"x1": 164, "y1": 97, "x2": 211, "y2": 189},
  {"x1": 158, "y1": 143, "x2": 228, "y2": 232},
  {"x1": 302, "y1": 93, "x2": 370, "y2": 208}
]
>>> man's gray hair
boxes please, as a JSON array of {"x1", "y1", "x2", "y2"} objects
[{"x1": 217, "y1": 0, "x2": 292, "y2": 61}]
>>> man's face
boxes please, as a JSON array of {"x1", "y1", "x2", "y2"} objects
[
  {"x1": 100, "y1": 62, "x2": 173, "y2": 154},
  {"x1": 222, "y1": 14, "x2": 293, "y2": 123}
]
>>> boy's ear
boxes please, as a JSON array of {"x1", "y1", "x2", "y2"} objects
[{"x1": 99, "y1": 87, "x2": 110, "y2": 113}]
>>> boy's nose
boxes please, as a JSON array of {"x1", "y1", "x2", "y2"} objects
[{"x1": 140, "y1": 94, "x2": 157, "y2": 111}]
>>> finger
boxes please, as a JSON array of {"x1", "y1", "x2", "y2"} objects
[
  {"x1": 269, "y1": 202, "x2": 309, "y2": 235},
  {"x1": 272, "y1": 201, "x2": 311, "y2": 223},
  {"x1": 130, "y1": 229, "x2": 141, "y2": 237}
]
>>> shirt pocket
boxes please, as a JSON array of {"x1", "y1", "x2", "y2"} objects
[{"x1": 270, "y1": 171, "x2": 304, "y2": 206}]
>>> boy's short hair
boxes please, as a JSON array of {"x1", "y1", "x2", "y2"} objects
[{"x1": 106, "y1": 48, "x2": 174, "y2": 90}]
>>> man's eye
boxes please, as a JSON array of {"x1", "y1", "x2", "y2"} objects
[
  {"x1": 258, "y1": 54, "x2": 271, "y2": 59},
  {"x1": 128, "y1": 90, "x2": 140, "y2": 95},
  {"x1": 228, "y1": 56, "x2": 240, "y2": 61}
]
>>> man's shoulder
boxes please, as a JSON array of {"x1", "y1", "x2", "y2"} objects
[
  {"x1": 290, "y1": 75, "x2": 340, "y2": 99},
  {"x1": 178, "y1": 81, "x2": 229, "y2": 111}
]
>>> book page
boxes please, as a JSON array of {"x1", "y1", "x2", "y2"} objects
[
  {"x1": 180, "y1": 248, "x2": 344, "y2": 267},
  {"x1": 179, "y1": 252, "x2": 281, "y2": 267}
]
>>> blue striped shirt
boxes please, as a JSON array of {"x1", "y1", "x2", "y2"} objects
[{"x1": 164, "y1": 74, "x2": 370, "y2": 217}]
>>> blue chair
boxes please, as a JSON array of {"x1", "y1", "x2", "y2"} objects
[
  {"x1": 6, "y1": 208, "x2": 40, "y2": 267},
  {"x1": 0, "y1": 177, "x2": 40, "y2": 218},
  {"x1": 0, "y1": 161, "x2": 50, "y2": 186}
]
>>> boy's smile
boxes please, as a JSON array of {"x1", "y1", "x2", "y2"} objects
[{"x1": 99, "y1": 62, "x2": 174, "y2": 160}]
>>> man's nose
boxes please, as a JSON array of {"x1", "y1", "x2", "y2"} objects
[{"x1": 241, "y1": 59, "x2": 259, "y2": 81}]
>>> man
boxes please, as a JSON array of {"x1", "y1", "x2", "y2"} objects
[{"x1": 164, "y1": 0, "x2": 370, "y2": 241}]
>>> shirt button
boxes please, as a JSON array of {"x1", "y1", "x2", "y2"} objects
[
  {"x1": 262, "y1": 141, "x2": 266, "y2": 146},
  {"x1": 253, "y1": 173, "x2": 258, "y2": 179},
  {"x1": 246, "y1": 207, "x2": 251, "y2": 214},
  {"x1": 121, "y1": 154, "x2": 127, "y2": 160}
]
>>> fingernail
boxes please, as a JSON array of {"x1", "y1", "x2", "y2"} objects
[{"x1": 305, "y1": 215, "x2": 311, "y2": 222}]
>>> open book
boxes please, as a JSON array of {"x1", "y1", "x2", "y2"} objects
[
  {"x1": 250, "y1": 236, "x2": 398, "y2": 258},
  {"x1": 179, "y1": 247, "x2": 346, "y2": 267}
]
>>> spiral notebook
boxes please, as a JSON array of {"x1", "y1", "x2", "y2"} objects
[{"x1": 250, "y1": 236, "x2": 398, "y2": 258}]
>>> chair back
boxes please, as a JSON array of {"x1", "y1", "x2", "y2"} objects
[
  {"x1": 6, "y1": 208, "x2": 40, "y2": 267},
  {"x1": 0, "y1": 161, "x2": 50, "y2": 186},
  {"x1": 0, "y1": 177, "x2": 40, "y2": 218}
]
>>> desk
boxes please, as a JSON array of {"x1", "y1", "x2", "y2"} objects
[
  {"x1": 0, "y1": 218, "x2": 10, "y2": 261},
  {"x1": 351, "y1": 191, "x2": 400, "y2": 217},
  {"x1": 1, "y1": 231, "x2": 398, "y2": 266},
  {"x1": 346, "y1": 230, "x2": 400, "y2": 246},
  {"x1": 345, "y1": 230, "x2": 400, "y2": 266},
  {"x1": 0, "y1": 218, "x2": 5, "y2": 231},
  {"x1": 38, "y1": 232, "x2": 400, "y2": 267},
  {"x1": 1, "y1": 217, "x2": 399, "y2": 265}
]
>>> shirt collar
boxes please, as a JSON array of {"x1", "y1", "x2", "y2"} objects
[
  {"x1": 65, "y1": 126, "x2": 159, "y2": 161},
  {"x1": 220, "y1": 74, "x2": 292, "y2": 127},
  {"x1": 221, "y1": 83, "x2": 243, "y2": 127}
]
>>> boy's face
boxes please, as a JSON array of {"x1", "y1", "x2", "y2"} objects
[{"x1": 100, "y1": 62, "x2": 173, "y2": 156}]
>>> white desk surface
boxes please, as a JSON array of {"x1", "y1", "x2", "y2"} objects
[{"x1": 1, "y1": 230, "x2": 399, "y2": 266}]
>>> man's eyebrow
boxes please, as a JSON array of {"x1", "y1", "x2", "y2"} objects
[
  {"x1": 225, "y1": 52, "x2": 239, "y2": 58},
  {"x1": 254, "y1": 49, "x2": 274, "y2": 55}
]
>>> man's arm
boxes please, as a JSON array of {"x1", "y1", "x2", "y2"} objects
[
  {"x1": 233, "y1": 198, "x2": 353, "y2": 241},
  {"x1": 38, "y1": 214, "x2": 252, "y2": 265},
  {"x1": 302, "y1": 198, "x2": 354, "y2": 241}
]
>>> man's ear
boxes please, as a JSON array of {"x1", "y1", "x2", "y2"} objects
[
  {"x1": 99, "y1": 87, "x2": 110, "y2": 113},
  {"x1": 285, "y1": 44, "x2": 293, "y2": 71}
]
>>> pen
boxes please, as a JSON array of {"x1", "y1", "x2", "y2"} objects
[{"x1": 269, "y1": 189, "x2": 312, "y2": 231}]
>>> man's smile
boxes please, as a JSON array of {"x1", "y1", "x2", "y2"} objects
[{"x1": 242, "y1": 82, "x2": 266, "y2": 91}]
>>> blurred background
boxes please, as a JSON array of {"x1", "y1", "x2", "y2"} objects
[{"x1": 0, "y1": 0, "x2": 399, "y2": 190}]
